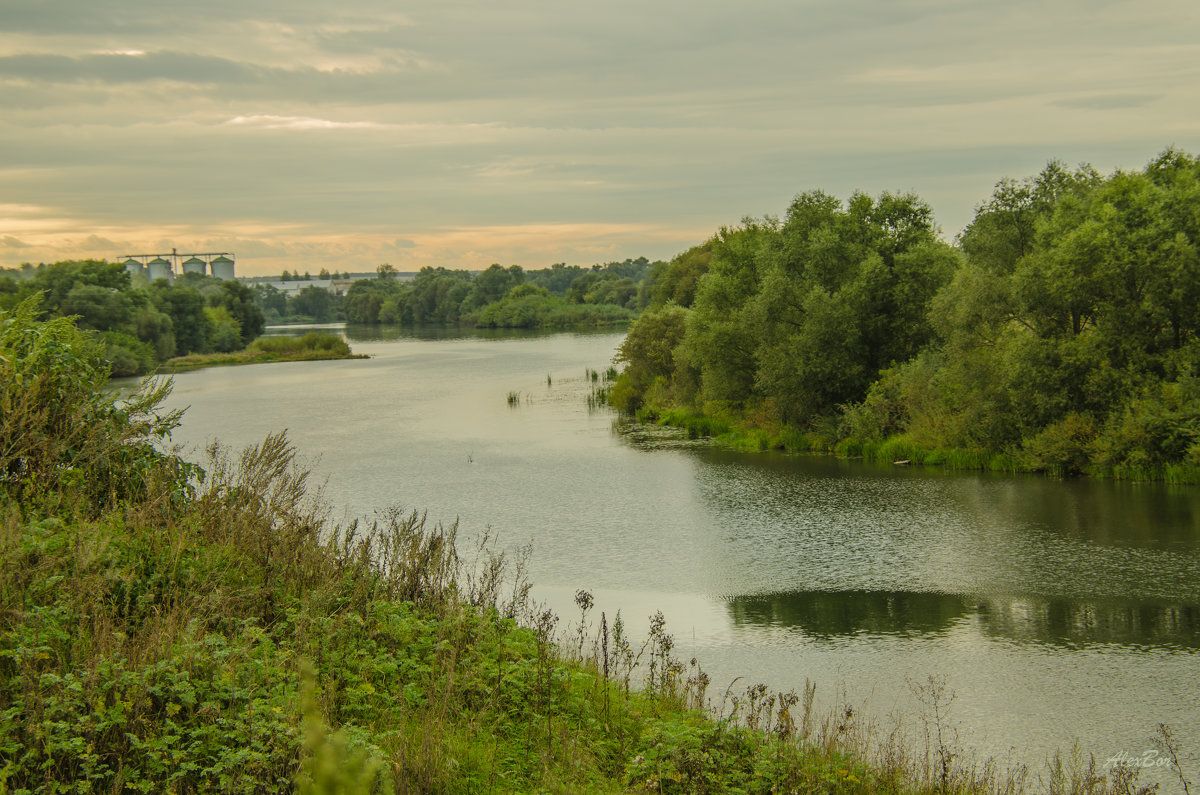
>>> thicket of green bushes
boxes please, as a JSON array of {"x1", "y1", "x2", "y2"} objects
[
  {"x1": 0, "y1": 262, "x2": 265, "y2": 376},
  {"x1": 612, "y1": 149, "x2": 1200, "y2": 482}
]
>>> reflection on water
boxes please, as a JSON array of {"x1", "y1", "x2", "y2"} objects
[
  {"x1": 727, "y1": 590, "x2": 1200, "y2": 649},
  {"x1": 344, "y1": 323, "x2": 628, "y2": 343},
  {"x1": 677, "y1": 447, "x2": 1200, "y2": 602},
  {"x1": 261, "y1": 321, "x2": 629, "y2": 343}
]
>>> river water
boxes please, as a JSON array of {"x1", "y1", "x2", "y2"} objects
[{"x1": 154, "y1": 327, "x2": 1200, "y2": 789}]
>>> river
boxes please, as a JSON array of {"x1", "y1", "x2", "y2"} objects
[{"x1": 154, "y1": 326, "x2": 1200, "y2": 790}]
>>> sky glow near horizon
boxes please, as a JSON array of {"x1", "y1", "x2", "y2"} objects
[{"x1": 2, "y1": 0, "x2": 1198, "y2": 275}]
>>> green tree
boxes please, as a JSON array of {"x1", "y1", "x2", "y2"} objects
[
  {"x1": 610, "y1": 305, "x2": 690, "y2": 411},
  {"x1": 465, "y1": 264, "x2": 523, "y2": 309},
  {"x1": 59, "y1": 283, "x2": 134, "y2": 332},
  {"x1": 291, "y1": 285, "x2": 334, "y2": 322},
  {"x1": 682, "y1": 221, "x2": 771, "y2": 407},
  {"x1": 151, "y1": 283, "x2": 211, "y2": 355},
  {"x1": 204, "y1": 305, "x2": 243, "y2": 352},
  {"x1": 210, "y1": 280, "x2": 265, "y2": 345},
  {"x1": 645, "y1": 242, "x2": 712, "y2": 309},
  {"x1": 255, "y1": 283, "x2": 288, "y2": 320}
]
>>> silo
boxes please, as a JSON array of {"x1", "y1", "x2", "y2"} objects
[
  {"x1": 210, "y1": 255, "x2": 235, "y2": 281},
  {"x1": 147, "y1": 256, "x2": 173, "y2": 282},
  {"x1": 123, "y1": 258, "x2": 144, "y2": 278},
  {"x1": 182, "y1": 256, "x2": 207, "y2": 276}
]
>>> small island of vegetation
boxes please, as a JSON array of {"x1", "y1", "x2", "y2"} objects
[{"x1": 157, "y1": 333, "x2": 367, "y2": 373}]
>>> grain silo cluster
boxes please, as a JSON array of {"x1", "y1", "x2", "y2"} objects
[{"x1": 121, "y1": 252, "x2": 237, "y2": 281}]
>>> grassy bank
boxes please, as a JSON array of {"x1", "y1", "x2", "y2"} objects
[
  {"x1": 1, "y1": 303, "x2": 1184, "y2": 793},
  {"x1": 158, "y1": 332, "x2": 367, "y2": 373},
  {"x1": 632, "y1": 402, "x2": 1200, "y2": 484}
]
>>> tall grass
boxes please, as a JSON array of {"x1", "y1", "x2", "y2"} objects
[{"x1": 249, "y1": 332, "x2": 352, "y2": 356}]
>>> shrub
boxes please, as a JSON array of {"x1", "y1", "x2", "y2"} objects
[
  {"x1": 99, "y1": 330, "x2": 157, "y2": 376},
  {"x1": 1, "y1": 296, "x2": 190, "y2": 514},
  {"x1": 249, "y1": 333, "x2": 351, "y2": 357}
]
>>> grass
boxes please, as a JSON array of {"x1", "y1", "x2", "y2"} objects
[
  {"x1": 158, "y1": 332, "x2": 366, "y2": 373},
  {"x1": 841, "y1": 436, "x2": 1022, "y2": 474}
]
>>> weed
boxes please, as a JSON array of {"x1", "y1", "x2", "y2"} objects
[
  {"x1": 1156, "y1": 723, "x2": 1192, "y2": 795},
  {"x1": 911, "y1": 674, "x2": 958, "y2": 793}
]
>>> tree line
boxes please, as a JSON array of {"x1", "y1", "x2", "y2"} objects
[
  {"x1": 612, "y1": 148, "x2": 1200, "y2": 480},
  {"x1": 254, "y1": 257, "x2": 659, "y2": 328},
  {"x1": 0, "y1": 262, "x2": 265, "y2": 376}
]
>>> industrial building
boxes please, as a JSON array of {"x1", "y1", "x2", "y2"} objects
[{"x1": 120, "y1": 251, "x2": 237, "y2": 281}]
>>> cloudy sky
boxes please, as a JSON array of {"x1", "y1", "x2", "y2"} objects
[{"x1": 2, "y1": 0, "x2": 1198, "y2": 275}]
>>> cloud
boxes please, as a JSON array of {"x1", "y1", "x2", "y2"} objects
[
  {"x1": 82, "y1": 234, "x2": 122, "y2": 250},
  {"x1": 0, "y1": 52, "x2": 258, "y2": 85},
  {"x1": 1053, "y1": 93, "x2": 1162, "y2": 110},
  {"x1": 1, "y1": 0, "x2": 1198, "y2": 273},
  {"x1": 225, "y1": 114, "x2": 383, "y2": 130}
]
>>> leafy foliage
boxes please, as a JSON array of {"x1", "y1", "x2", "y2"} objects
[
  {"x1": 614, "y1": 149, "x2": 1200, "y2": 481},
  {"x1": 334, "y1": 258, "x2": 659, "y2": 328},
  {"x1": 0, "y1": 260, "x2": 266, "y2": 374},
  {"x1": 0, "y1": 296, "x2": 189, "y2": 514}
]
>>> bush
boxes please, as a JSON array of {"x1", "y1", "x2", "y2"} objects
[
  {"x1": 249, "y1": 332, "x2": 351, "y2": 357},
  {"x1": 0, "y1": 296, "x2": 190, "y2": 514},
  {"x1": 1093, "y1": 380, "x2": 1200, "y2": 471},
  {"x1": 99, "y1": 330, "x2": 157, "y2": 376},
  {"x1": 1021, "y1": 412, "x2": 1099, "y2": 476}
]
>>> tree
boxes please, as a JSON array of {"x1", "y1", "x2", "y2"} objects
[
  {"x1": 291, "y1": 285, "x2": 334, "y2": 322},
  {"x1": 682, "y1": 221, "x2": 770, "y2": 407},
  {"x1": 645, "y1": 242, "x2": 712, "y2": 309},
  {"x1": 211, "y1": 280, "x2": 265, "y2": 345},
  {"x1": 150, "y1": 283, "x2": 210, "y2": 355},
  {"x1": 204, "y1": 306, "x2": 242, "y2": 352},
  {"x1": 611, "y1": 305, "x2": 689, "y2": 411},
  {"x1": 255, "y1": 284, "x2": 288, "y2": 319},
  {"x1": 465, "y1": 264, "x2": 523, "y2": 309},
  {"x1": 59, "y1": 283, "x2": 134, "y2": 332}
]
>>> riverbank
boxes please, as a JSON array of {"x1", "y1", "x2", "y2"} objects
[
  {"x1": 632, "y1": 403, "x2": 1200, "y2": 485},
  {"x1": 157, "y1": 331, "x2": 367, "y2": 373}
]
